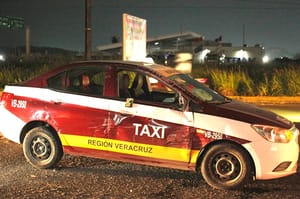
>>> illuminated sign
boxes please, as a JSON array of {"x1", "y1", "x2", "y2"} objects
[
  {"x1": 122, "y1": 13, "x2": 147, "y2": 61},
  {"x1": 0, "y1": 16, "x2": 24, "y2": 30}
]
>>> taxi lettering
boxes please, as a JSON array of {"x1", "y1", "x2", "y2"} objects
[{"x1": 133, "y1": 123, "x2": 166, "y2": 139}]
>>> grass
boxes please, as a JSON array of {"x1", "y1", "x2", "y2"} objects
[
  {"x1": 0, "y1": 54, "x2": 76, "y2": 88},
  {"x1": 192, "y1": 64, "x2": 300, "y2": 96}
]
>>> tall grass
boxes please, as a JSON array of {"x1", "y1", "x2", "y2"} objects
[
  {"x1": 209, "y1": 68, "x2": 254, "y2": 96},
  {"x1": 278, "y1": 67, "x2": 300, "y2": 96},
  {"x1": 0, "y1": 64, "x2": 50, "y2": 88},
  {"x1": 0, "y1": 54, "x2": 77, "y2": 89},
  {"x1": 192, "y1": 64, "x2": 300, "y2": 96}
]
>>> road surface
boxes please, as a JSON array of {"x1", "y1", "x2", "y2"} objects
[{"x1": 259, "y1": 104, "x2": 300, "y2": 127}]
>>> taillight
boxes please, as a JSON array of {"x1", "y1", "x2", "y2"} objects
[{"x1": 0, "y1": 92, "x2": 13, "y2": 107}]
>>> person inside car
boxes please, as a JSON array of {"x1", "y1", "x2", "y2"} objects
[{"x1": 119, "y1": 73, "x2": 131, "y2": 98}]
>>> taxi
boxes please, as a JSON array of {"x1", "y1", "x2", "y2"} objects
[{"x1": 0, "y1": 60, "x2": 298, "y2": 190}]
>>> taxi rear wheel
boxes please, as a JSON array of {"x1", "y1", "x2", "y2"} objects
[
  {"x1": 23, "y1": 126, "x2": 63, "y2": 169},
  {"x1": 200, "y1": 143, "x2": 252, "y2": 190}
]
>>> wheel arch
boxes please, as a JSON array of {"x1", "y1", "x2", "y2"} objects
[
  {"x1": 20, "y1": 121, "x2": 61, "y2": 147},
  {"x1": 195, "y1": 140, "x2": 256, "y2": 178}
]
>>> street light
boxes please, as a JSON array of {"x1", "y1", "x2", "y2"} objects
[
  {"x1": 0, "y1": 54, "x2": 5, "y2": 61},
  {"x1": 262, "y1": 55, "x2": 270, "y2": 63},
  {"x1": 235, "y1": 50, "x2": 249, "y2": 61}
]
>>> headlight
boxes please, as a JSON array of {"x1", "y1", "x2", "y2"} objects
[{"x1": 252, "y1": 124, "x2": 293, "y2": 143}]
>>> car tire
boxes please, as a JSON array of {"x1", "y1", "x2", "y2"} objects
[
  {"x1": 23, "y1": 126, "x2": 63, "y2": 169},
  {"x1": 200, "y1": 142, "x2": 252, "y2": 190}
]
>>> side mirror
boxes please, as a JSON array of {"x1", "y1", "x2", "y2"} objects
[
  {"x1": 125, "y1": 98, "x2": 134, "y2": 108},
  {"x1": 178, "y1": 94, "x2": 185, "y2": 106},
  {"x1": 178, "y1": 93, "x2": 189, "y2": 111}
]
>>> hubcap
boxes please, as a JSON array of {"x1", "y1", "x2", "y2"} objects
[
  {"x1": 213, "y1": 153, "x2": 240, "y2": 181},
  {"x1": 31, "y1": 136, "x2": 51, "y2": 160}
]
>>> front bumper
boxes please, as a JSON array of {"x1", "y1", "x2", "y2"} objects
[{"x1": 244, "y1": 126, "x2": 299, "y2": 180}]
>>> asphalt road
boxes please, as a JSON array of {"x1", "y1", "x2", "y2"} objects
[
  {"x1": 0, "y1": 136, "x2": 300, "y2": 199},
  {"x1": 259, "y1": 104, "x2": 300, "y2": 123}
]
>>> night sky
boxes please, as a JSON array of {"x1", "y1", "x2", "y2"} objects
[{"x1": 0, "y1": 0, "x2": 299, "y2": 58}]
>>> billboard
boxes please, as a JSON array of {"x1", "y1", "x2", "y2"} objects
[
  {"x1": 0, "y1": 16, "x2": 24, "y2": 30},
  {"x1": 122, "y1": 13, "x2": 147, "y2": 61}
]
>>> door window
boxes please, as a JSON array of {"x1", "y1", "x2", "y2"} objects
[
  {"x1": 47, "y1": 72, "x2": 67, "y2": 90},
  {"x1": 116, "y1": 69, "x2": 183, "y2": 109}
]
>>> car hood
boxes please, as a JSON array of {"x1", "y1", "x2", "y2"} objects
[{"x1": 200, "y1": 99, "x2": 293, "y2": 129}]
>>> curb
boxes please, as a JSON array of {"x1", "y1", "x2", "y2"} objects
[{"x1": 229, "y1": 96, "x2": 300, "y2": 105}]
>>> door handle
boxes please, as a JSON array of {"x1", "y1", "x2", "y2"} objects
[
  {"x1": 120, "y1": 110, "x2": 131, "y2": 115},
  {"x1": 52, "y1": 99, "x2": 63, "y2": 105}
]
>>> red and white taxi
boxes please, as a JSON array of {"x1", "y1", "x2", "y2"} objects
[{"x1": 0, "y1": 60, "x2": 298, "y2": 190}]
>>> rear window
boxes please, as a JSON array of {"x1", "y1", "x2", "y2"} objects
[{"x1": 47, "y1": 65, "x2": 106, "y2": 97}]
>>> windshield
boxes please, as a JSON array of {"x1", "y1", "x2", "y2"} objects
[{"x1": 168, "y1": 74, "x2": 228, "y2": 103}]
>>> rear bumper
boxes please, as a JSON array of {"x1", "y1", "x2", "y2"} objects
[{"x1": 0, "y1": 106, "x2": 24, "y2": 143}]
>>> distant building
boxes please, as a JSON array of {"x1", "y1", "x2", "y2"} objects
[
  {"x1": 196, "y1": 40, "x2": 265, "y2": 64},
  {"x1": 96, "y1": 31, "x2": 265, "y2": 65}
]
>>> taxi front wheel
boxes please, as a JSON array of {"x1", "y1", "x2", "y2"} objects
[
  {"x1": 23, "y1": 126, "x2": 63, "y2": 169},
  {"x1": 200, "y1": 143, "x2": 253, "y2": 190}
]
